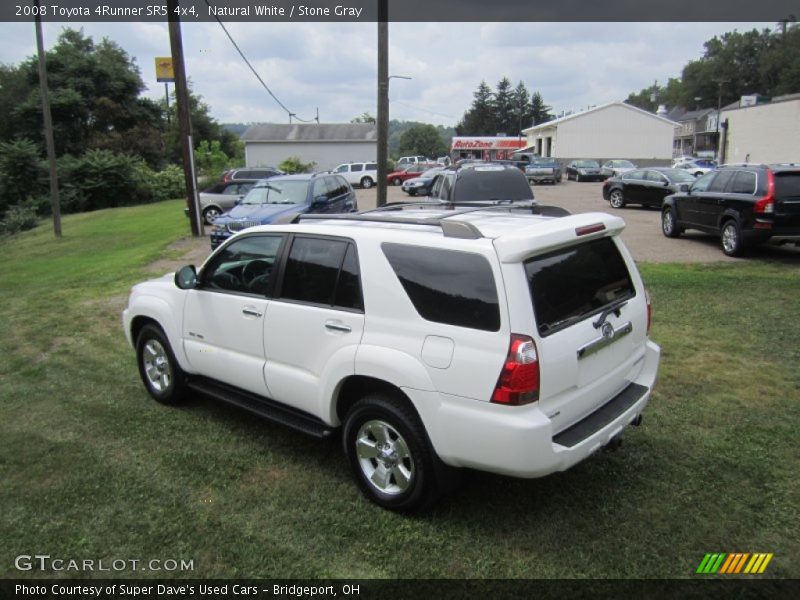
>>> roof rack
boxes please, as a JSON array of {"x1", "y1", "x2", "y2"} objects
[{"x1": 283, "y1": 201, "x2": 570, "y2": 239}]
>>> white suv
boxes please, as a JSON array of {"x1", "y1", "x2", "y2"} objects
[
  {"x1": 123, "y1": 205, "x2": 660, "y2": 511},
  {"x1": 332, "y1": 162, "x2": 378, "y2": 189}
]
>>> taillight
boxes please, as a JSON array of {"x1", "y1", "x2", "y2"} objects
[
  {"x1": 491, "y1": 334, "x2": 540, "y2": 405},
  {"x1": 645, "y1": 289, "x2": 653, "y2": 336},
  {"x1": 754, "y1": 170, "x2": 775, "y2": 214}
]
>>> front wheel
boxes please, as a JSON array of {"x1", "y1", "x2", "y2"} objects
[
  {"x1": 343, "y1": 395, "x2": 450, "y2": 512},
  {"x1": 202, "y1": 206, "x2": 221, "y2": 225},
  {"x1": 661, "y1": 207, "x2": 682, "y2": 238},
  {"x1": 609, "y1": 189, "x2": 626, "y2": 209},
  {"x1": 720, "y1": 219, "x2": 744, "y2": 256},
  {"x1": 135, "y1": 324, "x2": 187, "y2": 405},
  {"x1": 360, "y1": 177, "x2": 374, "y2": 189},
  {"x1": 392, "y1": 177, "x2": 402, "y2": 186}
]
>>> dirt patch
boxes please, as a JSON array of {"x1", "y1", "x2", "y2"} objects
[{"x1": 145, "y1": 234, "x2": 213, "y2": 275}]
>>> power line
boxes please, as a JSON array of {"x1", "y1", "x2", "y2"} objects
[
  {"x1": 390, "y1": 99, "x2": 455, "y2": 120},
  {"x1": 202, "y1": 0, "x2": 317, "y2": 123}
]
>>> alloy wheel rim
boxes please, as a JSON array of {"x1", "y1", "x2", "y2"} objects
[
  {"x1": 143, "y1": 339, "x2": 171, "y2": 392},
  {"x1": 611, "y1": 191, "x2": 623, "y2": 207},
  {"x1": 355, "y1": 419, "x2": 414, "y2": 495},
  {"x1": 663, "y1": 211, "x2": 674, "y2": 233},
  {"x1": 205, "y1": 208, "x2": 220, "y2": 224},
  {"x1": 722, "y1": 225, "x2": 737, "y2": 253}
]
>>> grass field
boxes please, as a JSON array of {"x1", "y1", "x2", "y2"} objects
[{"x1": 1, "y1": 202, "x2": 798, "y2": 579}]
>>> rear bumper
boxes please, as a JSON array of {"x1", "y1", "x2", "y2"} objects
[{"x1": 414, "y1": 339, "x2": 660, "y2": 478}]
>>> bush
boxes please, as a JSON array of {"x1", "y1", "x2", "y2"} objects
[
  {"x1": 0, "y1": 139, "x2": 46, "y2": 212},
  {"x1": 279, "y1": 156, "x2": 316, "y2": 174},
  {"x1": 194, "y1": 139, "x2": 234, "y2": 180},
  {"x1": 0, "y1": 199, "x2": 39, "y2": 235},
  {"x1": 149, "y1": 164, "x2": 186, "y2": 202}
]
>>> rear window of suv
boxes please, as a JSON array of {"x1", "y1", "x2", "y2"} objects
[
  {"x1": 453, "y1": 168, "x2": 533, "y2": 202},
  {"x1": 774, "y1": 172, "x2": 800, "y2": 199},
  {"x1": 382, "y1": 243, "x2": 500, "y2": 331},
  {"x1": 524, "y1": 238, "x2": 635, "y2": 336}
]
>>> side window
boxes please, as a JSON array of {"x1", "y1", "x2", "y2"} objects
[
  {"x1": 729, "y1": 171, "x2": 757, "y2": 195},
  {"x1": 280, "y1": 238, "x2": 363, "y2": 311},
  {"x1": 202, "y1": 235, "x2": 284, "y2": 296},
  {"x1": 623, "y1": 170, "x2": 644, "y2": 181},
  {"x1": 382, "y1": 243, "x2": 500, "y2": 331},
  {"x1": 691, "y1": 171, "x2": 716, "y2": 192},
  {"x1": 351, "y1": 164, "x2": 363, "y2": 172},
  {"x1": 439, "y1": 174, "x2": 454, "y2": 199},
  {"x1": 708, "y1": 170, "x2": 735, "y2": 192},
  {"x1": 222, "y1": 184, "x2": 241, "y2": 195},
  {"x1": 337, "y1": 176, "x2": 351, "y2": 193},
  {"x1": 365, "y1": 163, "x2": 377, "y2": 171},
  {"x1": 335, "y1": 165, "x2": 348, "y2": 173},
  {"x1": 325, "y1": 177, "x2": 342, "y2": 198},
  {"x1": 312, "y1": 178, "x2": 328, "y2": 199},
  {"x1": 238, "y1": 183, "x2": 255, "y2": 195},
  {"x1": 645, "y1": 171, "x2": 667, "y2": 183}
]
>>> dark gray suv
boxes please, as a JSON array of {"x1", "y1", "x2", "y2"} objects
[{"x1": 661, "y1": 163, "x2": 800, "y2": 256}]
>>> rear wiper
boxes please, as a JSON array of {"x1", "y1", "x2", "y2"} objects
[{"x1": 593, "y1": 297, "x2": 630, "y2": 329}]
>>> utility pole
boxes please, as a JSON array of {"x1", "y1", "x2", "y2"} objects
[
  {"x1": 34, "y1": 0, "x2": 62, "y2": 238},
  {"x1": 167, "y1": 0, "x2": 202, "y2": 236},
  {"x1": 376, "y1": 0, "x2": 389, "y2": 207}
]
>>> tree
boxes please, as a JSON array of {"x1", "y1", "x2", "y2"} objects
[
  {"x1": 491, "y1": 77, "x2": 516, "y2": 134},
  {"x1": 456, "y1": 81, "x2": 494, "y2": 135},
  {"x1": 397, "y1": 124, "x2": 448, "y2": 158},
  {"x1": 351, "y1": 112, "x2": 376, "y2": 124},
  {"x1": 529, "y1": 92, "x2": 553, "y2": 125},
  {"x1": 513, "y1": 81, "x2": 532, "y2": 131}
]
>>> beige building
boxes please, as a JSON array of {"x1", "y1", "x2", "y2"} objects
[
  {"x1": 720, "y1": 93, "x2": 800, "y2": 164},
  {"x1": 521, "y1": 102, "x2": 678, "y2": 163}
]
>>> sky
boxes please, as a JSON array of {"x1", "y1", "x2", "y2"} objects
[{"x1": 0, "y1": 21, "x2": 772, "y2": 128}]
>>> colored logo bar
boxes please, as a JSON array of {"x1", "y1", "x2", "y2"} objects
[{"x1": 696, "y1": 553, "x2": 773, "y2": 574}]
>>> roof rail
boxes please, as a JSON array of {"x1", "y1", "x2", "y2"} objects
[{"x1": 293, "y1": 212, "x2": 484, "y2": 239}]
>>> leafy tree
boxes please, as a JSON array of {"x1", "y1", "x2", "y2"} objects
[
  {"x1": 0, "y1": 139, "x2": 45, "y2": 213},
  {"x1": 194, "y1": 140, "x2": 235, "y2": 179},
  {"x1": 397, "y1": 124, "x2": 448, "y2": 158},
  {"x1": 388, "y1": 120, "x2": 454, "y2": 158},
  {"x1": 529, "y1": 92, "x2": 553, "y2": 125},
  {"x1": 350, "y1": 112, "x2": 376, "y2": 124},
  {"x1": 278, "y1": 156, "x2": 316, "y2": 174}
]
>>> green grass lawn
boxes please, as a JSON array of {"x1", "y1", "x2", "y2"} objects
[{"x1": 1, "y1": 204, "x2": 798, "y2": 579}]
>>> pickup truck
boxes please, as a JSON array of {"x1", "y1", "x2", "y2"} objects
[{"x1": 525, "y1": 158, "x2": 562, "y2": 184}]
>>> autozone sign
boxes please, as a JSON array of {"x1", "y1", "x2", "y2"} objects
[{"x1": 452, "y1": 138, "x2": 526, "y2": 150}]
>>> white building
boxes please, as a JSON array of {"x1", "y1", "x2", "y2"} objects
[
  {"x1": 521, "y1": 102, "x2": 678, "y2": 164},
  {"x1": 720, "y1": 93, "x2": 800, "y2": 164},
  {"x1": 242, "y1": 123, "x2": 377, "y2": 172}
]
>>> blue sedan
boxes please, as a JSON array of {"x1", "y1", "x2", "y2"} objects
[
  {"x1": 210, "y1": 173, "x2": 357, "y2": 249},
  {"x1": 401, "y1": 167, "x2": 445, "y2": 196}
]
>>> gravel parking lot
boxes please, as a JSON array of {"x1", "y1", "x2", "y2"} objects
[{"x1": 356, "y1": 180, "x2": 800, "y2": 263}]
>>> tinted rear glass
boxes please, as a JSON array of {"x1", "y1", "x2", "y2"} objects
[
  {"x1": 524, "y1": 238, "x2": 635, "y2": 336},
  {"x1": 453, "y1": 169, "x2": 533, "y2": 202},
  {"x1": 774, "y1": 172, "x2": 800, "y2": 199},
  {"x1": 382, "y1": 243, "x2": 500, "y2": 331}
]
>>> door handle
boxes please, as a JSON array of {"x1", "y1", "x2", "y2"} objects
[
  {"x1": 242, "y1": 306, "x2": 262, "y2": 318},
  {"x1": 325, "y1": 321, "x2": 351, "y2": 333}
]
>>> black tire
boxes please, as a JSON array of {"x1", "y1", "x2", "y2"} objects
[
  {"x1": 407, "y1": 189, "x2": 417, "y2": 196},
  {"x1": 135, "y1": 324, "x2": 187, "y2": 405},
  {"x1": 576, "y1": 173, "x2": 582, "y2": 182},
  {"x1": 360, "y1": 176, "x2": 374, "y2": 189},
  {"x1": 661, "y1": 207, "x2": 682, "y2": 238},
  {"x1": 202, "y1": 206, "x2": 221, "y2": 225},
  {"x1": 343, "y1": 394, "x2": 454, "y2": 512},
  {"x1": 720, "y1": 219, "x2": 744, "y2": 257},
  {"x1": 609, "y1": 189, "x2": 626, "y2": 209},
  {"x1": 392, "y1": 177, "x2": 402, "y2": 186}
]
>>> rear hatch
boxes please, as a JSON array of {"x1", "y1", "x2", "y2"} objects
[
  {"x1": 499, "y1": 223, "x2": 649, "y2": 436},
  {"x1": 773, "y1": 170, "x2": 800, "y2": 232}
]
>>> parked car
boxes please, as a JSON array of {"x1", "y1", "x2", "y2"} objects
[
  {"x1": 401, "y1": 167, "x2": 444, "y2": 196},
  {"x1": 209, "y1": 173, "x2": 356, "y2": 249},
  {"x1": 435, "y1": 156, "x2": 452, "y2": 167},
  {"x1": 602, "y1": 168, "x2": 697, "y2": 209},
  {"x1": 198, "y1": 180, "x2": 260, "y2": 225},
  {"x1": 221, "y1": 167, "x2": 283, "y2": 182},
  {"x1": 332, "y1": 161, "x2": 379, "y2": 189},
  {"x1": 600, "y1": 160, "x2": 638, "y2": 179},
  {"x1": 661, "y1": 163, "x2": 800, "y2": 256},
  {"x1": 124, "y1": 203, "x2": 659, "y2": 511},
  {"x1": 672, "y1": 159, "x2": 716, "y2": 177},
  {"x1": 397, "y1": 155, "x2": 430, "y2": 166},
  {"x1": 429, "y1": 163, "x2": 535, "y2": 203},
  {"x1": 566, "y1": 160, "x2": 604, "y2": 181},
  {"x1": 387, "y1": 164, "x2": 432, "y2": 186},
  {"x1": 525, "y1": 158, "x2": 562, "y2": 184}
]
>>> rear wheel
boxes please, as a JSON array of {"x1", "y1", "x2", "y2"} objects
[
  {"x1": 609, "y1": 189, "x2": 626, "y2": 209},
  {"x1": 720, "y1": 219, "x2": 744, "y2": 256},
  {"x1": 343, "y1": 395, "x2": 453, "y2": 512},
  {"x1": 661, "y1": 207, "x2": 682, "y2": 238},
  {"x1": 360, "y1": 176, "x2": 374, "y2": 189},
  {"x1": 392, "y1": 177, "x2": 402, "y2": 186}
]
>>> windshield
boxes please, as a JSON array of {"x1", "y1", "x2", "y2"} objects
[
  {"x1": 665, "y1": 169, "x2": 697, "y2": 183},
  {"x1": 615, "y1": 160, "x2": 635, "y2": 168},
  {"x1": 575, "y1": 160, "x2": 600, "y2": 168},
  {"x1": 241, "y1": 180, "x2": 309, "y2": 205}
]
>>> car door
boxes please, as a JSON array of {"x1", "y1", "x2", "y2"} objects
[
  {"x1": 698, "y1": 170, "x2": 735, "y2": 228},
  {"x1": 323, "y1": 176, "x2": 349, "y2": 213},
  {"x1": 263, "y1": 236, "x2": 365, "y2": 417},
  {"x1": 678, "y1": 171, "x2": 716, "y2": 227},
  {"x1": 644, "y1": 170, "x2": 671, "y2": 207},
  {"x1": 621, "y1": 170, "x2": 648, "y2": 204},
  {"x1": 182, "y1": 234, "x2": 286, "y2": 397}
]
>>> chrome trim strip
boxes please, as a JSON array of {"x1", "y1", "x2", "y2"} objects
[{"x1": 577, "y1": 322, "x2": 633, "y2": 359}]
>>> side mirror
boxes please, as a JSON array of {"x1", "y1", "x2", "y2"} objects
[
  {"x1": 174, "y1": 265, "x2": 198, "y2": 290},
  {"x1": 313, "y1": 194, "x2": 329, "y2": 206},
  {"x1": 235, "y1": 196, "x2": 244, "y2": 205},
  {"x1": 679, "y1": 183, "x2": 690, "y2": 193}
]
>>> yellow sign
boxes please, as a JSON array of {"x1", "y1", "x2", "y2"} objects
[{"x1": 155, "y1": 57, "x2": 175, "y2": 83}]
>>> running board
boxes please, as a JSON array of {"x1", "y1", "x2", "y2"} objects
[{"x1": 187, "y1": 377, "x2": 335, "y2": 439}]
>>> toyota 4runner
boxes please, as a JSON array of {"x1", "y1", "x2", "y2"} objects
[{"x1": 123, "y1": 204, "x2": 660, "y2": 511}]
